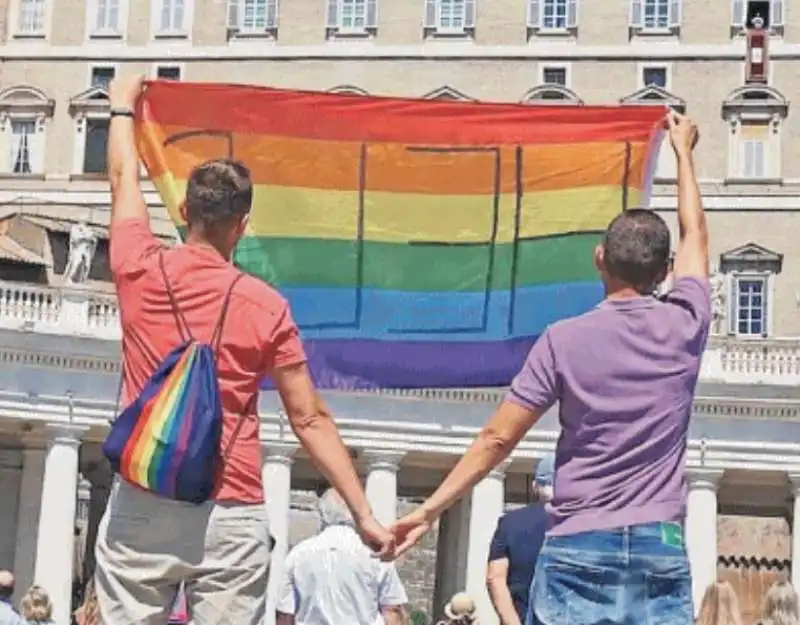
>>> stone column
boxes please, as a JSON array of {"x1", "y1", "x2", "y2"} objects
[
  {"x1": 685, "y1": 468, "x2": 722, "y2": 614},
  {"x1": 262, "y1": 444, "x2": 297, "y2": 625},
  {"x1": 362, "y1": 450, "x2": 404, "y2": 526},
  {"x1": 433, "y1": 494, "x2": 471, "y2": 616},
  {"x1": 13, "y1": 439, "x2": 47, "y2": 605},
  {"x1": 34, "y1": 425, "x2": 86, "y2": 625},
  {"x1": 789, "y1": 474, "x2": 800, "y2": 590},
  {"x1": 465, "y1": 464, "x2": 508, "y2": 625}
]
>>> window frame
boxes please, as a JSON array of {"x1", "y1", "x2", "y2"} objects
[
  {"x1": 10, "y1": 0, "x2": 50, "y2": 39},
  {"x1": 527, "y1": 0, "x2": 578, "y2": 35},
  {"x1": 86, "y1": 0, "x2": 129, "y2": 39},
  {"x1": 0, "y1": 86, "x2": 54, "y2": 177},
  {"x1": 326, "y1": 0, "x2": 378, "y2": 38},
  {"x1": 423, "y1": 0, "x2": 476, "y2": 37},
  {"x1": 226, "y1": 0, "x2": 279, "y2": 38},
  {"x1": 538, "y1": 63, "x2": 571, "y2": 87},
  {"x1": 731, "y1": 0, "x2": 784, "y2": 34},
  {"x1": 151, "y1": 0, "x2": 194, "y2": 39},
  {"x1": 152, "y1": 64, "x2": 184, "y2": 81},
  {"x1": 629, "y1": 0, "x2": 681, "y2": 35},
  {"x1": 729, "y1": 272, "x2": 772, "y2": 338},
  {"x1": 639, "y1": 62, "x2": 671, "y2": 90}
]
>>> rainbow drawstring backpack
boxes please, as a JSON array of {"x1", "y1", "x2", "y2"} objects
[{"x1": 103, "y1": 252, "x2": 244, "y2": 504}]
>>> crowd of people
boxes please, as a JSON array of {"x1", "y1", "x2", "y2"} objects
[{"x1": 1, "y1": 74, "x2": 784, "y2": 625}]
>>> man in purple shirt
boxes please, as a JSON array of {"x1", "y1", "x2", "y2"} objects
[{"x1": 391, "y1": 111, "x2": 709, "y2": 625}]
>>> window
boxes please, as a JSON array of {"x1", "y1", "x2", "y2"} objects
[
  {"x1": 226, "y1": 0, "x2": 278, "y2": 32},
  {"x1": 630, "y1": 0, "x2": 681, "y2": 31},
  {"x1": 9, "y1": 121, "x2": 35, "y2": 174},
  {"x1": 740, "y1": 122, "x2": 768, "y2": 178},
  {"x1": 424, "y1": 0, "x2": 476, "y2": 33},
  {"x1": 95, "y1": 0, "x2": 120, "y2": 31},
  {"x1": 732, "y1": 0, "x2": 783, "y2": 29},
  {"x1": 542, "y1": 67, "x2": 567, "y2": 85},
  {"x1": 91, "y1": 66, "x2": 115, "y2": 90},
  {"x1": 17, "y1": 0, "x2": 46, "y2": 34},
  {"x1": 527, "y1": 0, "x2": 578, "y2": 31},
  {"x1": 734, "y1": 276, "x2": 767, "y2": 336},
  {"x1": 159, "y1": 0, "x2": 185, "y2": 32},
  {"x1": 326, "y1": 0, "x2": 377, "y2": 32},
  {"x1": 83, "y1": 119, "x2": 109, "y2": 174},
  {"x1": 156, "y1": 65, "x2": 182, "y2": 80},
  {"x1": 642, "y1": 66, "x2": 667, "y2": 88}
]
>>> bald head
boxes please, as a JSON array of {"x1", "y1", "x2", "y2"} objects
[{"x1": 0, "y1": 570, "x2": 14, "y2": 599}]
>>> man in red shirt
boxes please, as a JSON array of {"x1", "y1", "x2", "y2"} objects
[{"x1": 94, "y1": 75, "x2": 393, "y2": 625}]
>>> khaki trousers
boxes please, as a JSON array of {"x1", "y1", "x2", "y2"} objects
[{"x1": 95, "y1": 478, "x2": 270, "y2": 625}]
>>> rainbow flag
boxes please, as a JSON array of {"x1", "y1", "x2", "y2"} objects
[{"x1": 135, "y1": 82, "x2": 665, "y2": 390}]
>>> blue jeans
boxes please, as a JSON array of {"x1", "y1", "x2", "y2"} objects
[{"x1": 526, "y1": 522, "x2": 693, "y2": 625}]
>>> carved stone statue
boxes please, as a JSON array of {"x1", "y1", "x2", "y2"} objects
[
  {"x1": 436, "y1": 593, "x2": 479, "y2": 625},
  {"x1": 64, "y1": 219, "x2": 97, "y2": 285},
  {"x1": 709, "y1": 265, "x2": 726, "y2": 334}
]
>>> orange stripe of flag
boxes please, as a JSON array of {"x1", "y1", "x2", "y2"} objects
[{"x1": 137, "y1": 121, "x2": 650, "y2": 195}]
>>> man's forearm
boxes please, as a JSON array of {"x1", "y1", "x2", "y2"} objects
[
  {"x1": 488, "y1": 581, "x2": 522, "y2": 625},
  {"x1": 676, "y1": 152, "x2": 706, "y2": 239},
  {"x1": 107, "y1": 78, "x2": 149, "y2": 225},
  {"x1": 291, "y1": 402, "x2": 372, "y2": 522}
]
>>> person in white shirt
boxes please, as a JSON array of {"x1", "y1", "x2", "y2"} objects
[{"x1": 276, "y1": 489, "x2": 408, "y2": 625}]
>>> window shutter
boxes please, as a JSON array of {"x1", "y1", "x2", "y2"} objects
[
  {"x1": 174, "y1": 0, "x2": 185, "y2": 30},
  {"x1": 160, "y1": 0, "x2": 172, "y2": 30},
  {"x1": 566, "y1": 0, "x2": 578, "y2": 28},
  {"x1": 668, "y1": 0, "x2": 681, "y2": 27},
  {"x1": 265, "y1": 0, "x2": 278, "y2": 28},
  {"x1": 366, "y1": 0, "x2": 378, "y2": 27},
  {"x1": 325, "y1": 0, "x2": 339, "y2": 28},
  {"x1": 629, "y1": 0, "x2": 643, "y2": 28},
  {"x1": 226, "y1": 0, "x2": 240, "y2": 28},
  {"x1": 527, "y1": 0, "x2": 541, "y2": 27},
  {"x1": 464, "y1": 0, "x2": 476, "y2": 27},
  {"x1": 731, "y1": 0, "x2": 744, "y2": 27},
  {"x1": 424, "y1": 0, "x2": 438, "y2": 28},
  {"x1": 771, "y1": 0, "x2": 784, "y2": 26}
]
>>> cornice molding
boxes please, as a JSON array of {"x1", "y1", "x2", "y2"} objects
[
  {"x1": 5, "y1": 41, "x2": 800, "y2": 62},
  {"x1": 2, "y1": 392, "x2": 800, "y2": 473}
]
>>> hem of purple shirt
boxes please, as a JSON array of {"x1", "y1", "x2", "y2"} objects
[{"x1": 546, "y1": 499, "x2": 686, "y2": 537}]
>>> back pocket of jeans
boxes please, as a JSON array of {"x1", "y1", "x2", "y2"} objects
[
  {"x1": 536, "y1": 561, "x2": 622, "y2": 625},
  {"x1": 645, "y1": 569, "x2": 692, "y2": 625}
]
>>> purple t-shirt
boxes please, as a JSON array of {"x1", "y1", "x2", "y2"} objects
[{"x1": 507, "y1": 277, "x2": 711, "y2": 536}]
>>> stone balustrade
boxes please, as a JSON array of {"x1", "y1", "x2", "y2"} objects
[
  {"x1": 3, "y1": 280, "x2": 800, "y2": 385},
  {"x1": 0, "y1": 281, "x2": 119, "y2": 341}
]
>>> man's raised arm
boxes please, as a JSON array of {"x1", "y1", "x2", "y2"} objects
[
  {"x1": 668, "y1": 112, "x2": 708, "y2": 281},
  {"x1": 108, "y1": 76, "x2": 149, "y2": 227}
]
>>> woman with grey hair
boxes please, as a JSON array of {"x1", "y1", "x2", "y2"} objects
[{"x1": 757, "y1": 581, "x2": 800, "y2": 625}]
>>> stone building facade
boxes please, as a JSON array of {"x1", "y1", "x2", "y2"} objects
[{"x1": 1, "y1": 1, "x2": 800, "y2": 625}]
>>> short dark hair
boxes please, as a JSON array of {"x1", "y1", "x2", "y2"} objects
[
  {"x1": 0, "y1": 582, "x2": 12, "y2": 600},
  {"x1": 602, "y1": 208, "x2": 671, "y2": 292},
  {"x1": 185, "y1": 159, "x2": 253, "y2": 232}
]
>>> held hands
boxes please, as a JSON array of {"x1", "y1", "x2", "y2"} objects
[
  {"x1": 389, "y1": 507, "x2": 435, "y2": 559},
  {"x1": 357, "y1": 507, "x2": 435, "y2": 560},
  {"x1": 665, "y1": 110, "x2": 699, "y2": 158},
  {"x1": 355, "y1": 513, "x2": 397, "y2": 562}
]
